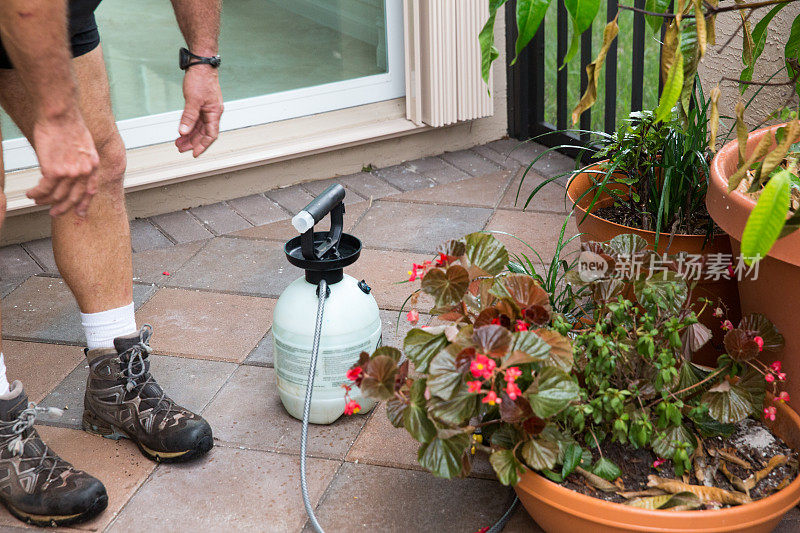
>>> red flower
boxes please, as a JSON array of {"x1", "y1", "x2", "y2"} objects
[
  {"x1": 491, "y1": 318, "x2": 502, "y2": 326},
  {"x1": 406, "y1": 309, "x2": 420, "y2": 325},
  {"x1": 505, "y1": 367, "x2": 522, "y2": 382},
  {"x1": 727, "y1": 265, "x2": 735, "y2": 278},
  {"x1": 162, "y1": 271, "x2": 170, "y2": 276},
  {"x1": 435, "y1": 253, "x2": 456, "y2": 267},
  {"x1": 771, "y1": 361, "x2": 783, "y2": 373},
  {"x1": 341, "y1": 384, "x2": 352, "y2": 392},
  {"x1": 777, "y1": 391, "x2": 790, "y2": 403},
  {"x1": 713, "y1": 307, "x2": 724, "y2": 318},
  {"x1": 764, "y1": 406, "x2": 777, "y2": 421},
  {"x1": 482, "y1": 391, "x2": 501, "y2": 405},
  {"x1": 470, "y1": 354, "x2": 496, "y2": 379},
  {"x1": 467, "y1": 380, "x2": 482, "y2": 394},
  {"x1": 754, "y1": 336, "x2": 764, "y2": 351},
  {"x1": 721, "y1": 320, "x2": 734, "y2": 331},
  {"x1": 652, "y1": 458, "x2": 666, "y2": 469},
  {"x1": 779, "y1": 372, "x2": 787, "y2": 382},
  {"x1": 766, "y1": 373, "x2": 775, "y2": 383},
  {"x1": 505, "y1": 382, "x2": 522, "y2": 401},
  {"x1": 344, "y1": 400, "x2": 362, "y2": 415},
  {"x1": 346, "y1": 366, "x2": 363, "y2": 382},
  {"x1": 515, "y1": 320, "x2": 529, "y2": 332}
]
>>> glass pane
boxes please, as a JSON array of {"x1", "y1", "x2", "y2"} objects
[{"x1": 1, "y1": 0, "x2": 388, "y2": 140}]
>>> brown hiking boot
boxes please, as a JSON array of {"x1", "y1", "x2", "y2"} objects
[
  {"x1": 0, "y1": 381, "x2": 107, "y2": 526},
  {"x1": 82, "y1": 325, "x2": 213, "y2": 462}
]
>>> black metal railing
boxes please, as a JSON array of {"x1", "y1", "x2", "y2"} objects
[{"x1": 506, "y1": 0, "x2": 661, "y2": 155}]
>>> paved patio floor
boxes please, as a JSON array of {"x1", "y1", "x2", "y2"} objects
[{"x1": 0, "y1": 139, "x2": 798, "y2": 532}]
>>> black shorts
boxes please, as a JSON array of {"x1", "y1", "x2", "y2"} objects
[{"x1": 0, "y1": 0, "x2": 103, "y2": 69}]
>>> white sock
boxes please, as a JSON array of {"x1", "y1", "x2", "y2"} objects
[
  {"x1": 0, "y1": 354, "x2": 9, "y2": 396},
  {"x1": 81, "y1": 302, "x2": 137, "y2": 350}
]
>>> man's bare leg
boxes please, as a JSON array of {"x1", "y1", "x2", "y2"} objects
[{"x1": 0, "y1": 47, "x2": 132, "y2": 315}]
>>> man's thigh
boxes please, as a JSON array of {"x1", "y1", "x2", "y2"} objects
[{"x1": 0, "y1": 46, "x2": 119, "y2": 153}]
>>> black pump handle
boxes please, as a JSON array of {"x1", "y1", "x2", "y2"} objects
[{"x1": 298, "y1": 184, "x2": 345, "y2": 260}]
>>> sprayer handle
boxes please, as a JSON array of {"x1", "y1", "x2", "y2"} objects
[{"x1": 293, "y1": 184, "x2": 346, "y2": 261}]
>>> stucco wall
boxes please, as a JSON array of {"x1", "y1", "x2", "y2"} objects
[{"x1": 699, "y1": 2, "x2": 800, "y2": 129}]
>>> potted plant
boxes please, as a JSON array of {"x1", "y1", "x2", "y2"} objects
[{"x1": 344, "y1": 232, "x2": 800, "y2": 533}]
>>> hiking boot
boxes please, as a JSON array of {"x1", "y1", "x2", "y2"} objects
[
  {"x1": 82, "y1": 325, "x2": 213, "y2": 462},
  {"x1": 0, "y1": 381, "x2": 107, "y2": 526}
]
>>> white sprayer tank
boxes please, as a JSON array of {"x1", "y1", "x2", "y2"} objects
[{"x1": 273, "y1": 274, "x2": 380, "y2": 424}]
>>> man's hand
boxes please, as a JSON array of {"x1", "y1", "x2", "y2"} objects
[
  {"x1": 176, "y1": 65, "x2": 223, "y2": 157},
  {"x1": 27, "y1": 111, "x2": 100, "y2": 217}
]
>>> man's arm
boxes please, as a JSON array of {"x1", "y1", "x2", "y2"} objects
[
  {"x1": 170, "y1": 0, "x2": 223, "y2": 157},
  {"x1": 0, "y1": 0, "x2": 99, "y2": 217}
]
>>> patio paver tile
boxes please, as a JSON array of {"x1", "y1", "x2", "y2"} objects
[
  {"x1": 499, "y1": 168, "x2": 570, "y2": 213},
  {"x1": 132, "y1": 240, "x2": 206, "y2": 285},
  {"x1": 129, "y1": 219, "x2": 172, "y2": 252},
  {"x1": 372, "y1": 164, "x2": 436, "y2": 192},
  {"x1": 109, "y1": 447, "x2": 339, "y2": 533},
  {"x1": 346, "y1": 402, "x2": 494, "y2": 479},
  {"x1": 203, "y1": 365, "x2": 367, "y2": 459},
  {"x1": 303, "y1": 462, "x2": 515, "y2": 533},
  {"x1": 440, "y1": 149, "x2": 503, "y2": 176},
  {"x1": 243, "y1": 329, "x2": 273, "y2": 367},
  {"x1": 504, "y1": 507, "x2": 545, "y2": 532},
  {"x1": 21, "y1": 238, "x2": 58, "y2": 272},
  {"x1": 0, "y1": 426, "x2": 156, "y2": 532},
  {"x1": 382, "y1": 170, "x2": 513, "y2": 208},
  {"x1": 2, "y1": 340, "x2": 84, "y2": 403},
  {"x1": 37, "y1": 353, "x2": 236, "y2": 428},
  {"x1": 483, "y1": 138, "x2": 545, "y2": 166},
  {"x1": 352, "y1": 201, "x2": 493, "y2": 253},
  {"x1": 227, "y1": 193, "x2": 289, "y2": 226},
  {"x1": 230, "y1": 201, "x2": 369, "y2": 244},
  {"x1": 405, "y1": 155, "x2": 471, "y2": 184},
  {"x1": 471, "y1": 143, "x2": 524, "y2": 170},
  {"x1": 162, "y1": 237, "x2": 298, "y2": 297},
  {"x1": 190, "y1": 201, "x2": 252, "y2": 235},
  {"x1": 0, "y1": 245, "x2": 42, "y2": 279},
  {"x1": 150, "y1": 209, "x2": 213, "y2": 243},
  {"x1": 267, "y1": 185, "x2": 317, "y2": 214},
  {"x1": 485, "y1": 209, "x2": 580, "y2": 264},
  {"x1": 346, "y1": 249, "x2": 435, "y2": 311},
  {"x1": 1, "y1": 277, "x2": 155, "y2": 345},
  {"x1": 334, "y1": 171, "x2": 401, "y2": 199},
  {"x1": 134, "y1": 287, "x2": 274, "y2": 362},
  {"x1": 0, "y1": 277, "x2": 27, "y2": 299}
]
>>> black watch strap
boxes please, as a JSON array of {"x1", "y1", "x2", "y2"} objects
[{"x1": 179, "y1": 47, "x2": 221, "y2": 70}]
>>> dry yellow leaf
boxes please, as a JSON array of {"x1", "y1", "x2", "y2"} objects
[
  {"x1": 571, "y1": 17, "x2": 619, "y2": 125},
  {"x1": 695, "y1": 0, "x2": 706, "y2": 58},
  {"x1": 647, "y1": 475, "x2": 751, "y2": 505},
  {"x1": 576, "y1": 466, "x2": 619, "y2": 492},
  {"x1": 760, "y1": 121, "x2": 800, "y2": 184},
  {"x1": 736, "y1": 101, "x2": 748, "y2": 166},
  {"x1": 661, "y1": 21, "x2": 679, "y2": 85},
  {"x1": 728, "y1": 133, "x2": 775, "y2": 192},
  {"x1": 755, "y1": 455, "x2": 788, "y2": 483},
  {"x1": 708, "y1": 85, "x2": 721, "y2": 151},
  {"x1": 716, "y1": 448, "x2": 751, "y2": 469}
]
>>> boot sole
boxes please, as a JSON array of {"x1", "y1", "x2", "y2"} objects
[
  {"x1": 3, "y1": 492, "x2": 107, "y2": 527},
  {"x1": 82, "y1": 410, "x2": 213, "y2": 463}
]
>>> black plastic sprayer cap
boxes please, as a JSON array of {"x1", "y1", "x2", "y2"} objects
[{"x1": 284, "y1": 184, "x2": 362, "y2": 285}]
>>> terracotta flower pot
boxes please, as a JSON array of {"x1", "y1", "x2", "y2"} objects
[
  {"x1": 567, "y1": 165, "x2": 742, "y2": 365},
  {"x1": 707, "y1": 124, "x2": 800, "y2": 402},
  {"x1": 514, "y1": 398, "x2": 800, "y2": 533}
]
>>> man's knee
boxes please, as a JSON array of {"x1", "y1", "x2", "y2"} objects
[{"x1": 96, "y1": 134, "x2": 127, "y2": 193}]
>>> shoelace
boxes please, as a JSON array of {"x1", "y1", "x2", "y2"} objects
[
  {"x1": 119, "y1": 324, "x2": 181, "y2": 417},
  {"x1": 0, "y1": 403, "x2": 69, "y2": 485}
]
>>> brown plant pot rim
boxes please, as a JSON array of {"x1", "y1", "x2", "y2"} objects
[
  {"x1": 707, "y1": 122, "x2": 800, "y2": 266},
  {"x1": 514, "y1": 397, "x2": 800, "y2": 532}
]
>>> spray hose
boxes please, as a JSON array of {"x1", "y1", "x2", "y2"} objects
[{"x1": 298, "y1": 277, "x2": 518, "y2": 532}]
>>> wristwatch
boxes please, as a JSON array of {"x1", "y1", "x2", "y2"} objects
[{"x1": 179, "y1": 47, "x2": 221, "y2": 70}]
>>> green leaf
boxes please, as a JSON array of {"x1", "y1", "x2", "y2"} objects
[
  {"x1": 490, "y1": 424, "x2": 523, "y2": 449},
  {"x1": 688, "y1": 410, "x2": 736, "y2": 438},
  {"x1": 561, "y1": 443, "x2": 583, "y2": 478},
  {"x1": 655, "y1": 47, "x2": 683, "y2": 123},
  {"x1": 372, "y1": 346, "x2": 402, "y2": 362},
  {"x1": 473, "y1": 325, "x2": 513, "y2": 359},
  {"x1": 678, "y1": 19, "x2": 700, "y2": 116},
  {"x1": 741, "y1": 169, "x2": 791, "y2": 263},
  {"x1": 527, "y1": 367, "x2": 580, "y2": 418},
  {"x1": 480, "y1": 0, "x2": 508, "y2": 86},
  {"x1": 741, "y1": 2, "x2": 789, "y2": 88},
  {"x1": 739, "y1": 313, "x2": 785, "y2": 351},
  {"x1": 592, "y1": 457, "x2": 621, "y2": 481},
  {"x1": 404, "y1": 329, "x2": 449, "y2": 374},
  {"x1": 521, "y1": 436, "x2": 559, "y2": 471},
  {"x1": 386, "y1": 396, "x2": 407, "y2": 428},
  {"x1": 418, "y1": 433, "x2": 471, "y2": 479},
  {"x1": 428, "y1": 388, "x2": 479, "y2": 426},
  {"x1": 563, "y1": 0, "x2": 601, "y2": 66},
  {"x1": 724, "y1": 329, "x2": 760, "y2": 362},
  {"x1": 404, "y1": 380, "x2": 436, "y2": 443},
  {"x1": 644, "y1": 0, "x2": 670, "y2": 32},
  {"x1": 605, "y1": 233, "x2": 648, "y2": 256},
  {"x1": 489, "y1": 449, "x2": 526, "y2": 485},
  {"x1": 702, "y1": 379, "x2": 754, "y2": 424},
  {"x1": 464, "y1": 232, "x2": 509, "y2": 275},
  {"x1": 506, "y1": 330, "x2": 551, "y2": 366},
  {"x1": 785, "y1": 12, "x2": 800, "y2": 96},
  {"x1": 421, "y1": 265, "x2": 470, "y2": 308},
  {"x1": 652, "y1": 425, "x2": 694, "y2": 459},
  {"x1": 427, "y1": 348, "x2": 464, "y2": 400},
  {"x1": 513, "y1": 0, "x2": 550, "y2": 63},
  {"x1": 633, "y1": 272, "x2": 688, "y2": 315},
  {"x1": 358, "y1": 355, "x2": 398, "y2": 401}
]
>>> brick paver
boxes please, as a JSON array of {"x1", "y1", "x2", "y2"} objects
[{"x1": 1, "y1": 141, "x2": 793, "y2": 532}]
